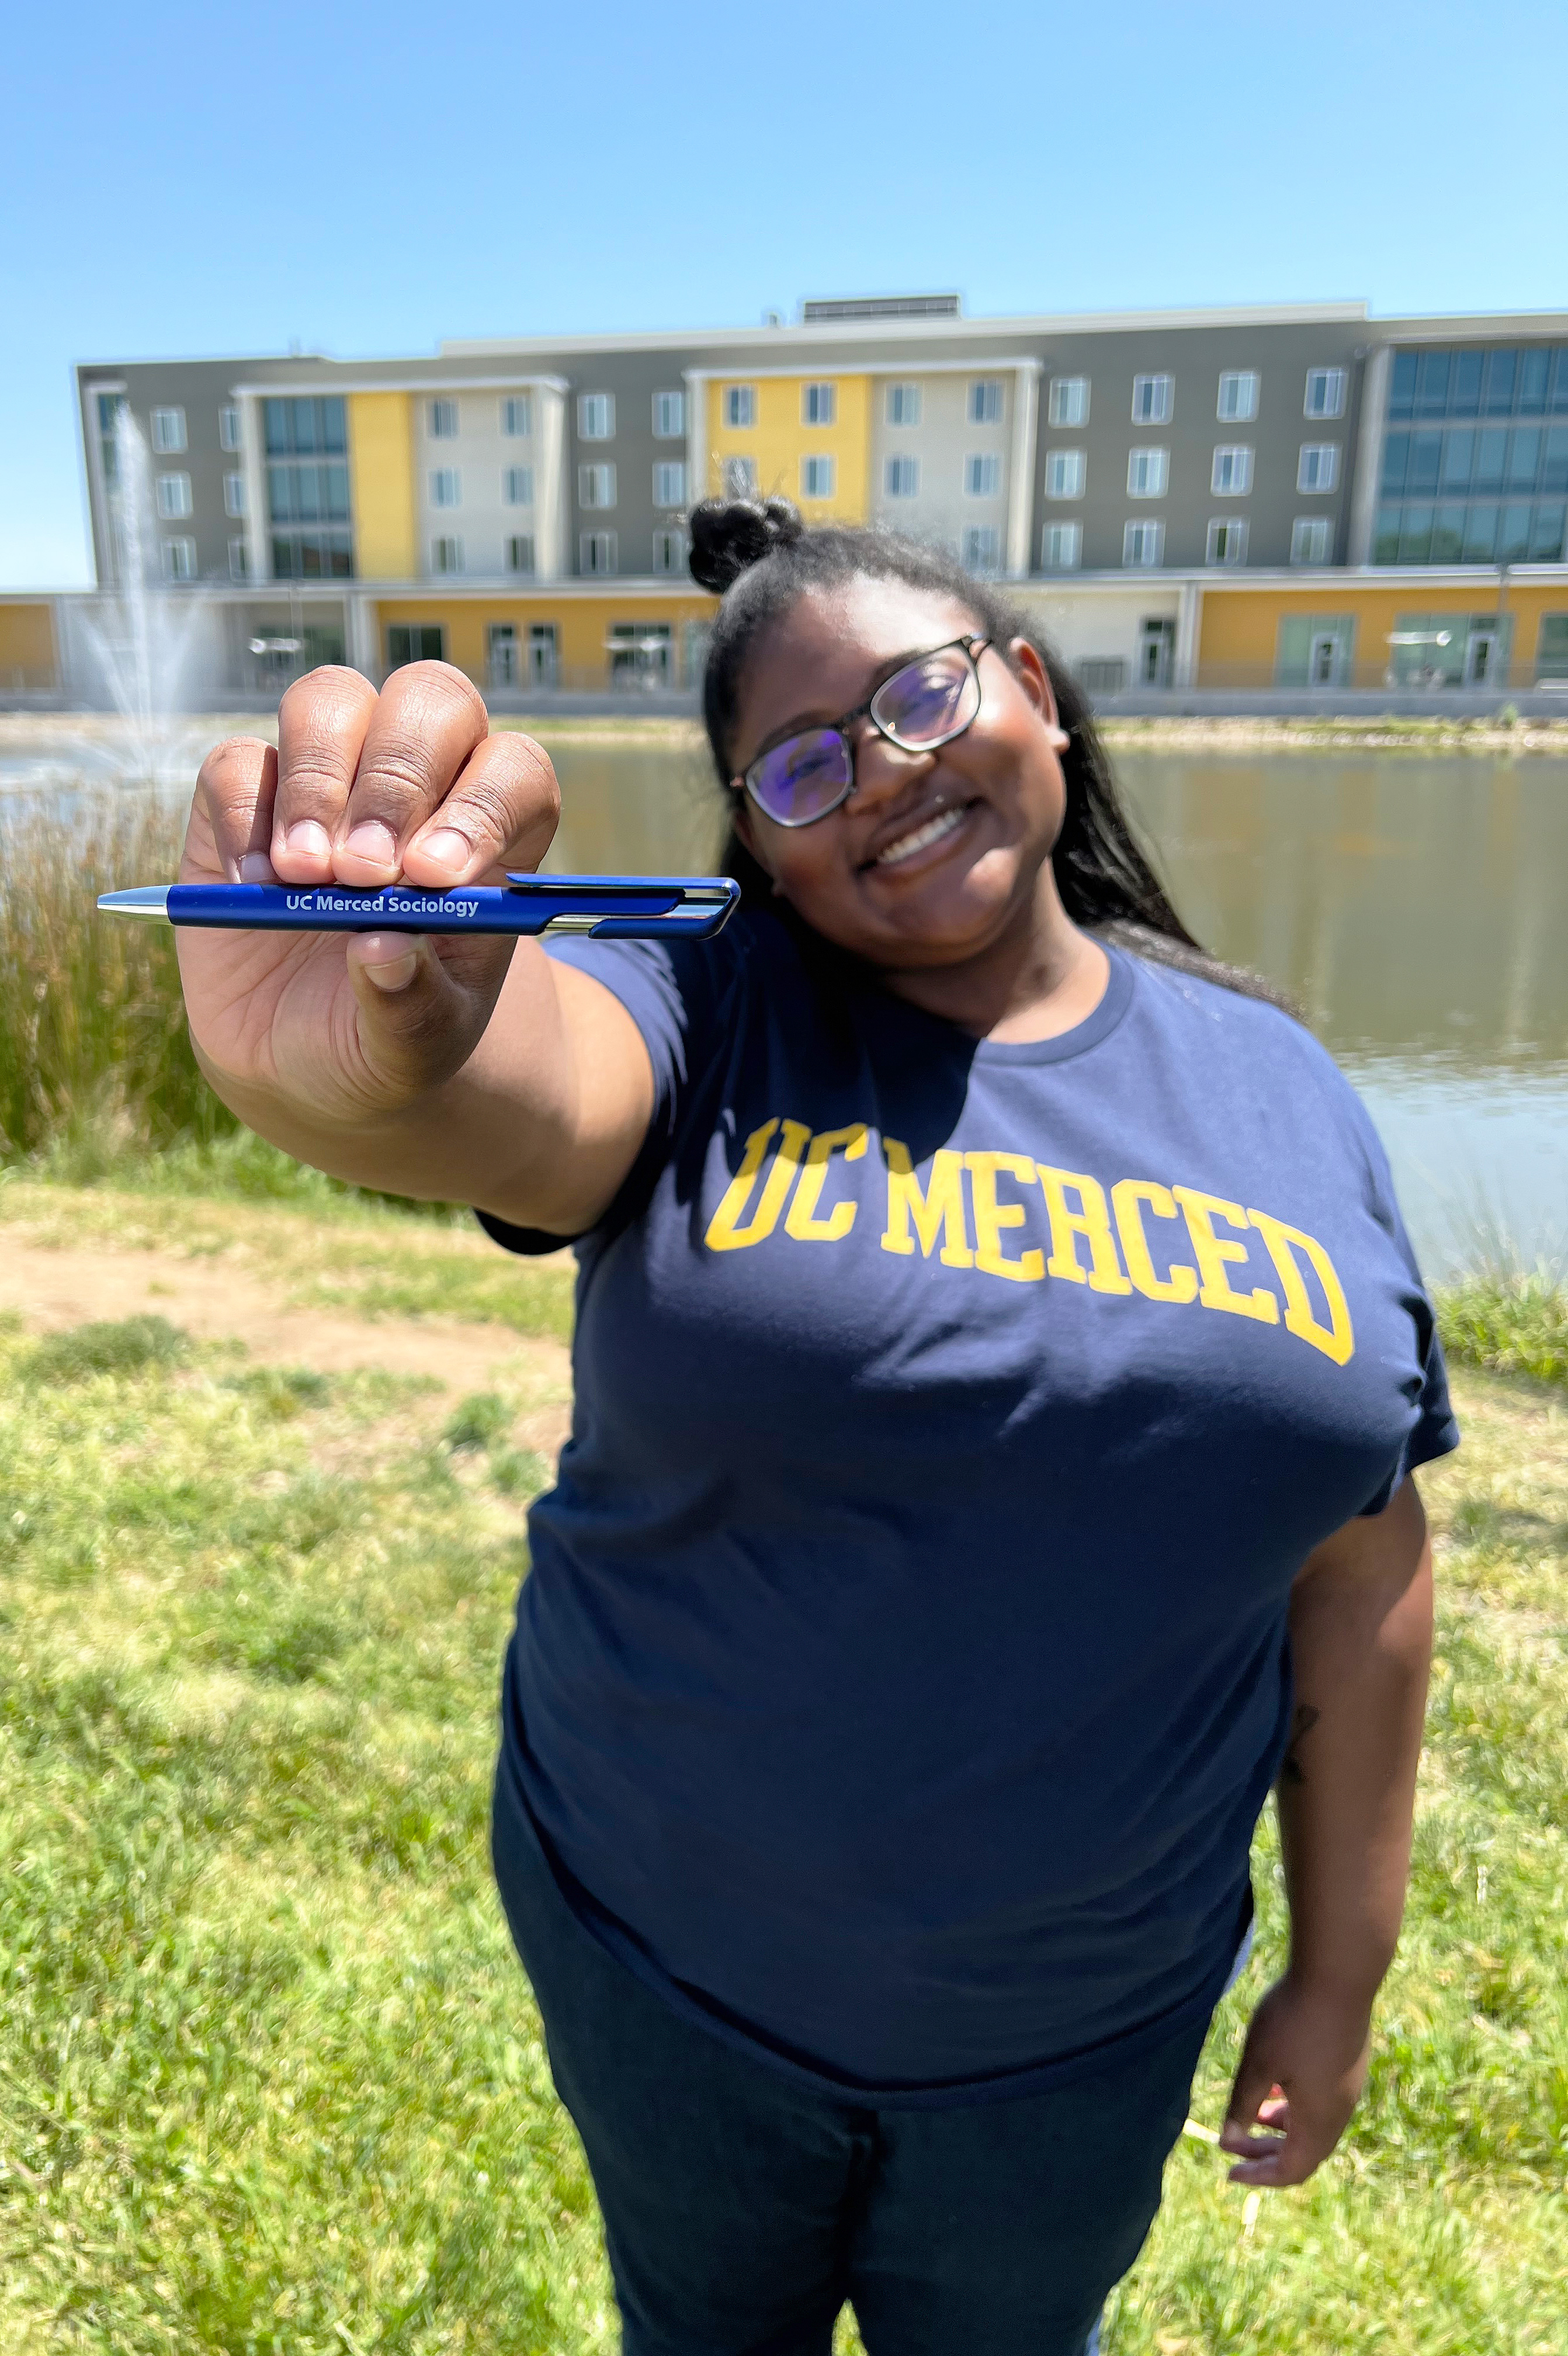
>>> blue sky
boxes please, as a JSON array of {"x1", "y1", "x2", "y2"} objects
[{"x1": 4, "y1": 0, "x2": 1565, "y2": 588}]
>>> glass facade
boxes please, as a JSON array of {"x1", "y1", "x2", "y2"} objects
[
  {"x1": 1376, "y1": 346, "x2": 1568, "y2": 564},
  {"x1": 265, "y1": 397, "x2": 353, "y2": 577}
]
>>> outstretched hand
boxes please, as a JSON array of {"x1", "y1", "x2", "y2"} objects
[
  {"x1": 178, "y1": 662, "x2": 561, "y2": 1130},
  {"x1": 1219, "y1": 1973, "x2": 1372, "y2": 2188}
]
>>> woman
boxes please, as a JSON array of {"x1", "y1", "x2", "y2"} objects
[{"x1": 179, "y1": 500, "x2": 1455, "y2": 2356}]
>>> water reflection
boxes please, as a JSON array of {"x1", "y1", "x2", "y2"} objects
[{"x1": 546, "y1": 740, "x2": 1568, "y2": 1271}]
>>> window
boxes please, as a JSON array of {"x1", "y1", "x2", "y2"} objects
[
  {"x1": 723, "y1": 385, "x2": 755, "y2": 429},
  {"x1": 1206, "y1": 517, "x2": 1248, "y2": 565},
  {"x1": 432, "y1": 536, "x2": 464, "y2": 574},
  {"x1": 802, "y1": 382, "x2": 836, "y2": 425},
  {"x1": 228, "y1": 536, "x2": 248, "y2": 580},
  {"x1": 723, "y1": 455, "x2": 757, "y2": 497},
  {"x1": 504, "y1": 465, "x2": 534, "y2": 506},
  {"x1": 801, "y1": 455, "x2": 835, "y2": 500},
  {"x1": 1041, "y1": 521, "x2": 1081, "y2": 570},
  {"x1": 501, "y1": 394, "x2": 533, "y2": 437},
  {"x1": 506, "y1": 534, "x2": 536, "y2": 576},
  {"x1": 224, "y1": 472, "x2": 246, "y2": 517},
  {"x1": 886, "y1": 382, "x2": 921, "y2": 427},
  {"x1": 1048, "y1": 376, "x2": 1089, "y2": 427},
  {"x1": 1536, "y1": 614, "x2": 1568, "y2": 682},
  {"x1": 1291, "y1": 516, "x2": 1332, "y2": 564},
  {"x1": 156, "y1": 472, "x2": 193, "y2": 518},
  {"x1": 266, "y1": 460, "x2": 351, "y2": 525},
  {"x1": 1211, "y1": 445, "x2": 1253, "y2": 495},
  {"x1": 653, "y1": 389, "x2": 685, "y2": 438},
  {"x1": 160, "y1": 537, "x2": 196, "y2": 579},
  {"x1": 430, "y1": 469, "x2": 461, "y2": 507},
  {"x1": 1305, "y1": 367, "x2": 1347, "y2": 419},
  {"x1": 652, "y1": 526, "x2": 688, "y2": 575},
  {"x1": 270, "y1": 529, "x2": 353, "y2": 577},
  {"x1": 578, "y1": 392, "x2": 615, "y2": 439},
  {"x1": 1298, "y1": 443, "x2": 1339, "y2": 493},
  {"x1": 965, "y1": 453, "x2": 1001, "y2": 497},
  {"x1": 580, "y1": 531, "x2": 618, "y2": 574},
  {"x1": 579, "y1": 462, "x2": 616, "y2": 508},
  {"x1": 1217, "y1": 370, "x2": 1260, "y2": 422},
  {"x1": 1078, "y1": 657, "x2": 1126, "y2": 695},
  {"x1": 151, "y1": 407, "x2": 186, "y2": 453},
  {"x1": 1045, "y1": 449, "x2": 1085, "y2": 500},
  {"x1": 884, "y1": 455, "x2": 919, "y2": 498},
  {"x1": 962, "y1": 526, "x2": 1001, "y2": 574},
  {"x1": 1127, "y1": 447, "x2": 1168, "y2": 497},
  {"x1": 1123, "y1": 519, "x2": 1164, "y2": 566},
  {"x1": 1276, "y1": 613, "x2": 1355, "y2": 686},
  {"x1": 387, "y1": 624, "x2": 446, "y2": 670},
  {"x1": 1132, "y1": 374, "x2": 1173, "y2": 424},
  {"x1": 428, "y1": 399, "x2": 458, "y2": 439},
  {"x1": 969, "y1": 380, "x2": 1002, "y2": 423},
  {"x1": 263, "y1": 396, "x2": 346, "y2": 455},
  {"x1": 653, "y1": 460, "x2": 686, "y2": 507},
  {"x1": 219, "y1": 405, "x2": 241, "y2": 451}
]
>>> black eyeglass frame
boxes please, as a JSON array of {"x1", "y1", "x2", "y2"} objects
[{"x1": 732, "y1": 634, "x2": 994, "y2": 829}]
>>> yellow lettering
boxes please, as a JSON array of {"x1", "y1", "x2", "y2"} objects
[
  {"x1": 1039, "y1": 1165, "x2": 1133, "y2": 1294},
  {"x1": 1171, "y1": 1186, "x2": 1279, "y2": 1324},
  {"x1": 1248, "y1": 1208, "x2": 1355, "y2": 1365},
  {"x1": 880, "y1": 1140, "x2": 974, "y2": 1267},
  {"x1": 1111, "y1": 1179, "x2": 1199, "y2": 1304},
  {"x1": 704, "y1": 1118, "x2": 811, "y2": 1252},
  {"x1": 965, "y1": 1152, "x2": 1045, "y2": 1283},
  {"x1": 785, "y1": 1123, "x2": 869, "y2": 1242}
]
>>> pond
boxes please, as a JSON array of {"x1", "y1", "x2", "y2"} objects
[{"x1": 544, "y1": 738, "x2": 1568, "y2": 1278}]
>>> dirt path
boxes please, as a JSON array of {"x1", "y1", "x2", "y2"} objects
[{"x1": 0, "y1": 1232, "x2": 574, "y2": 1447}]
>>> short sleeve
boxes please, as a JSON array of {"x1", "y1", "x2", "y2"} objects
[
  {"x1": 1342, "y1": 1089, "x2": 1461, "y2": 1515},
  {"x1": 476, "y1": 929, "x2": 738, "y2": 1258}
]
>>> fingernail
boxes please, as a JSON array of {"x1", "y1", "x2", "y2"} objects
[
  {"x1": 240, "y1": 851, "x2": 275, "y2": 883},
  {"x1": 360, "y1": 948, "x2": 419, "y2": 993},
  {"x1": 419, "y1": 827, "x2": 473, "y2": 874},
  {"x1": 345, "y1": 819, "x2": 398, "y2": 867}
]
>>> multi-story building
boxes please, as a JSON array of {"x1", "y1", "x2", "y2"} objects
[{"x1": 2, "y1": 294, "x2": 1565, "y2": 701}]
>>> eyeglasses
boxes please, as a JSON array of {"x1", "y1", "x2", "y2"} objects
[{"x1": 734, "y1": 635, "x2": 993, "y2": 829}]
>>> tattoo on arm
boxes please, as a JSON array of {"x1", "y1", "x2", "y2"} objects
[{"x1": 1280, "y1": 1703, "x2": 1321, "y2": 1787}]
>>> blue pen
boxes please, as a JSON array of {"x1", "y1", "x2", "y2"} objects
[{"x1": 97, "y1": 873, "x2": 740, "y2": 941}]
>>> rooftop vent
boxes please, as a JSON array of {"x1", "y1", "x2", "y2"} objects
[{"x1": 800, "y1": 294, "x2": 961, "y2": 323}]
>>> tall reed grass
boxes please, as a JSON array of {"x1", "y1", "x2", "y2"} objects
[{"x1": 0, "y1": 796, "x2": 221, "y2": 1165}]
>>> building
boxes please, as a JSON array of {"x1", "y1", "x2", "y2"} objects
[{"x1": 2, "y1": 294, "x2": 1566, "y2": 703}]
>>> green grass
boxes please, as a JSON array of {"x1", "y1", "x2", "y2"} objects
[
  {"x1": 1437, "y1": 1268, "x2": 1568, "y2": 1387},
  {"x1": 0, "y1": 1242, "x2": 1564, "y2": 2350}
]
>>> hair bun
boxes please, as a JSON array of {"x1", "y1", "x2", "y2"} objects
[{"x1": 688, "y1": 496, "x2": 804, "y2": 594}]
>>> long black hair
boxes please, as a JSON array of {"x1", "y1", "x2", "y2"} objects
[{"x1": 688, "y1": 497, "x2": 1293, "y2": 1011}]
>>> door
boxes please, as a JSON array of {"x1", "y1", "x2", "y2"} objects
[
  {"x1": 386, "y1": 623, "x2": 445, "y2": 673},
  {"x1": 1465, "y1": 629, "x2": 1498, "y2": 685},
  {"x1": 487, "y1": 623, "x2": 519, "y2": 688},
  {"x1": 1309, "y1": 632, "x2": 1342, "y2": 686},
  {"x1": 527, "y1": 623, "x2": 557, "y2": 688},
  {"x1": 1137, "y1": 618, "x2": 1175, "y2": 687}
]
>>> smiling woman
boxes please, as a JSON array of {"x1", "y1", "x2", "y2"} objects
[{"x1": 176, "y1": 500, "x2": 1457, "y2": 2356}]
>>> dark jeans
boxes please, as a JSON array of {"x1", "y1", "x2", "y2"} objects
[{"x1": 493, "y1": 1765, "x2": 1208, "y2": 2356}]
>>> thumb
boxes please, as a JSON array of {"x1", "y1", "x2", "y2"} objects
[
  {"x1": 1221, "y1": 2044, "x2": 1282, "y2": 2153},
  {"x1": 344, "y1": 931, "x2": 513, "y2": 1100}
]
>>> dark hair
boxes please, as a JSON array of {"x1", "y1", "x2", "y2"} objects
[{"x1": 687, "y1": 496, "x2": 1294, "y2": 1012}]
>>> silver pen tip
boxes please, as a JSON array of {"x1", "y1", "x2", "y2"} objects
[{"x1": 97, "y1": 886, "x2": 172, "y2": 920}]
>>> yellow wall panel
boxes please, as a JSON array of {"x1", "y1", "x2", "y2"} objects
[
  {"x1": 707, "y1": 376, "x2": 872, "y2": 522},
  {"x1": 348, "y1": 394, "x2": 417, "y2": 580},
  {"x1": 373, "y1": 593, "x2": 715, "y2": 688},
  {"x1": 0, "y1": 602, "x2": 58, "y2": 687},
  {"x1": 1197, "y1": 584, "x2": 1568, "y2": 688}
]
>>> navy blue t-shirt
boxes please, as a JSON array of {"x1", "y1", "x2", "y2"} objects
[{"x1": 483, "y1": 913, "x2": 1456, "y2": 2104}]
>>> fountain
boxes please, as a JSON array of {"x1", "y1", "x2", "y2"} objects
[{"x1": 59, "y1": 407, "x2": 220, "y2": 789}]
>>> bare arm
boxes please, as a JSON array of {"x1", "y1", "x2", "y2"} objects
[
  {"x1": 1220, "y1": 1477, "x2": 1433, "y2": 2187},
  {"x1": 179, "y1": 662, "x2": 654, "y2": 1234}
]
